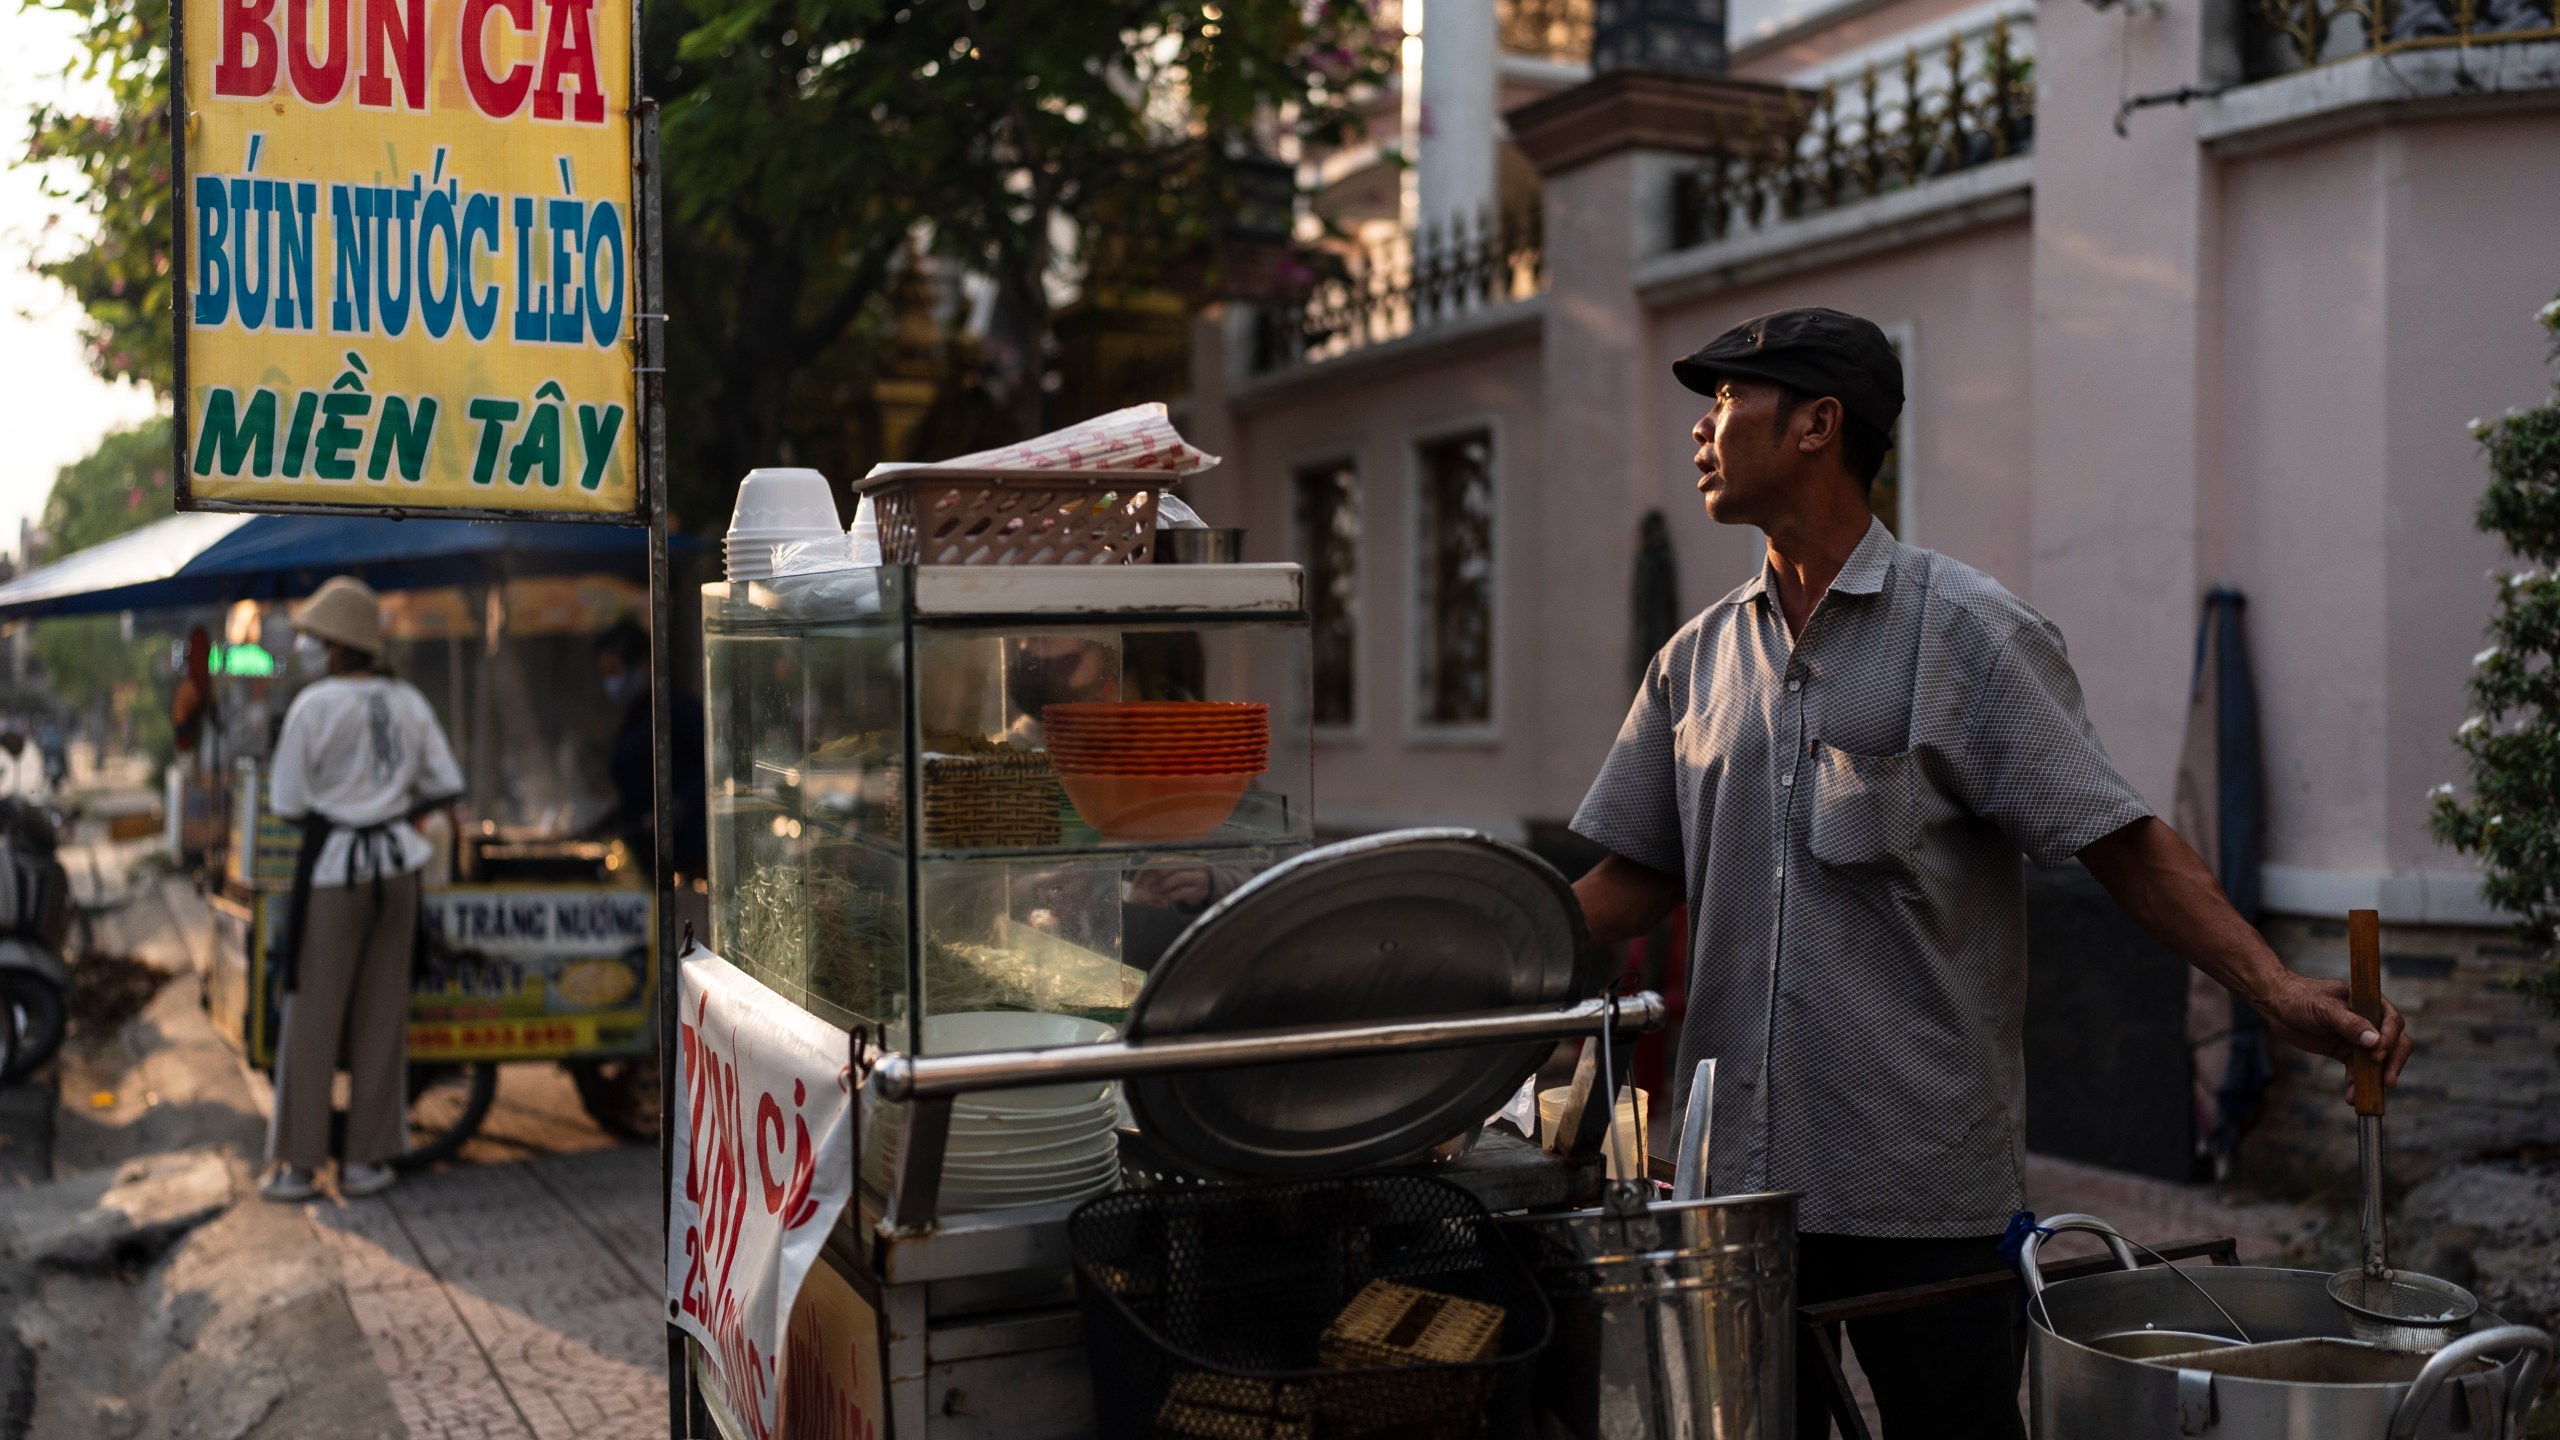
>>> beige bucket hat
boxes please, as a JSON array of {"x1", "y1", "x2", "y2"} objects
[{"x1": 288, "y1": 575, "x2": 385, "y2": 658}]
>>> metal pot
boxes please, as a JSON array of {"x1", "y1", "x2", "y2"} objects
[
  {"x1": 1503, "y1": 1190, "x2": 1798, "y2": 1440},
  {"x1": 2023, "y1": 1215, "x2": 2553, "y2": 1439}
]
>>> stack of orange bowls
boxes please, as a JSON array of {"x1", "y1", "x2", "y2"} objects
[{"x1": 1042, "y1": 702, "x2": 1270, "y2": 841}]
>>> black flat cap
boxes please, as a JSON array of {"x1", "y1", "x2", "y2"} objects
[{"x1": 1673, "y1": 307, "x2": 1904, "y2": 439}]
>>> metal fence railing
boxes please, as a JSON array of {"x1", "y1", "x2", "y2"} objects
[
  {"x1": 1251, "y1": 207, "x2": 1546, "y2": 376},
  {"x1": 2247, "y1": 0, "x2": 2557, "y2": 79},
  {"x1": 1669, "y1": 17, "x2": 2035, "y2": 252}
]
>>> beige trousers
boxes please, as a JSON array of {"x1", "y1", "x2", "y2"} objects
[{"x1": 268, "y1": 870, "x2": 418, "y2": 1169}]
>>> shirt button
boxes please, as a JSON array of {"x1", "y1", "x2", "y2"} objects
[
  {"x1": 1787, "y1": 679, "x2": 1802, "y2": 692},
  {"x1": 1780, "y1": 774, "x2": 1794, "y2": 788}
]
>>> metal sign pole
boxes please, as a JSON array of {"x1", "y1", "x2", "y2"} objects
[{"x1": 636, "y1": 99, "x2": 696, "y2": 1439}]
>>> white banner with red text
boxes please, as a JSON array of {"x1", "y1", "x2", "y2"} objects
[{"x1": 666, "y1": 951, "x2": 856, "y2": 1440}]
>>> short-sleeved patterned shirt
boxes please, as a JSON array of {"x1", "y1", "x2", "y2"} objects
[{"x1": 1572, "y1": 518, "x2": 2152, "y2": 1237}]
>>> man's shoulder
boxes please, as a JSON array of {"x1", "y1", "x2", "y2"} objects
[{"x1": 1896, "y1": 544, "x2": 2050, "y2": 653}]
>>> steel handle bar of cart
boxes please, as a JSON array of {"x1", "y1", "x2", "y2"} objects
[{"x1": 865, "y1": 992, "x2": 1668, "y2": 1103}]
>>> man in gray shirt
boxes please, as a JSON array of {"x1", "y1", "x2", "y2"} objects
[{"x1": 1570, "y1": 308, "x2": 2414, "y2": 1440}]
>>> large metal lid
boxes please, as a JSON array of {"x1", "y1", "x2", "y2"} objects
[{"x1": 1124, "y1": 828, "x2": 1592, "y2": 1178}]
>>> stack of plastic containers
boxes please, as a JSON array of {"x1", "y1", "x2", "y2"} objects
[{"x1": 723, "y1": 468, "x2": 843, "y2": 582}]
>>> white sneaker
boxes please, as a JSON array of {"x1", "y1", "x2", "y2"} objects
[
  {"x1": 260, "y1": 1166, "x2": 318, "y2": 1202},
  {"x1": 339, "y1": 1162, "x2": 399, "y2": 1197}
]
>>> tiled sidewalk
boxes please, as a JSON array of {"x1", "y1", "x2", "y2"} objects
[{"x1": 308, "y1": 1147, "x2": 668, "y2": 1440}]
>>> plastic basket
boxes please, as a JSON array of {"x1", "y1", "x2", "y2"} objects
[
  {"x1": 865, "y1": 473, "x2": 1162, "y2": 565},
  {"x1": 1069, "y1": 1174, "x2": 1551, "y2": 1440}
]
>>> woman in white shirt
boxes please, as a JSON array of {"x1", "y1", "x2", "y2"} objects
[{"x1": 262, "y1": 576, "x2": 464, "y2": 1202}]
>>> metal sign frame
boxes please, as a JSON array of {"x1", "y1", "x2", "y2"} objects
[{"x1": 166, "y1": 0, "x2": 657, "y2": 527}]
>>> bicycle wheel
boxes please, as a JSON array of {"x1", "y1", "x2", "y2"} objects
[
  {"x1": 397, "y1": 1062, "x2": 500, "y2": 1169},
  {"x1": 0, "y1": 982, "x2": 18, "y2": 1082},
  {"x1": 567, "y1": 1053, "x2": 661, "y2": 1142}
]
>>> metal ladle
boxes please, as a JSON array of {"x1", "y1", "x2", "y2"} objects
[{"x1": 2326, "y1": 909, "x2": 2481, "y2": 1351}]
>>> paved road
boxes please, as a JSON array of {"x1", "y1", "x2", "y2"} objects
[{"x1": 309, "y1": 1139, "x2": 666, "y2": 1440}]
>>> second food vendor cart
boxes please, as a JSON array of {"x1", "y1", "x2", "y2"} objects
[{"x1": 0, "y1": 513, "x2": 695, "y2": 1157}]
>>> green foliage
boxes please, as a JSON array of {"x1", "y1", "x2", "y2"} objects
[
  {"x1": 38, "y1": 414, "x2": 174, "y2": 554},
  {"x1": 30, "y1": 418, "x2": 177, "y2": 768},
  {"x1": 648, "y1": 0, "x2": 1391, "y2": 527},
  {"x1": 2431, "y1": 295, "x2": 2560, "y2": 1018},
  {"x1": 21, "y1": 0, "x2": 174, "y2": 395}
]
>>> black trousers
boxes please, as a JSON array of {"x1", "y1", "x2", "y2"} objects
[{"x1": 1794, "y1": 1231, "x2": 2028, "y2": 1440}]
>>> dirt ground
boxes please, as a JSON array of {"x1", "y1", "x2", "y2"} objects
[{"x1": 2, "y1": 859, "x2": 665, "y2": 1440}]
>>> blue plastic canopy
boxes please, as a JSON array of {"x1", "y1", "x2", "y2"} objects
[{"x1": 0, "y1": 512, "x2": 690, "y2": 620}]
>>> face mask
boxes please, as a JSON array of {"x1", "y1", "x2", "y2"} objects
[
  {"x1": 294, "y1": 634, "x2": 330, "y2": 675},
  {"x1": 602, "y1": 668, "x2": 645, "y2": 705}
]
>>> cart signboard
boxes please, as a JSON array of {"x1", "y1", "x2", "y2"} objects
[
  {"x1": 413, "y1": 886, "x2": 655, "y2": 1059},
  {"x1": 213, "y1": 886, "x2": 655, "y2": 1066},
  {"x1": 173, "y1": 0, "x2": 645, "y2": 521}
]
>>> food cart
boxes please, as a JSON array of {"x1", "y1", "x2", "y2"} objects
[
  {"x1": 0, "y1": 514, "x2": 691, "y2": 1157},
  {"x1": 685, "y1": 555, "x2": 1729, "y2": 1439}
]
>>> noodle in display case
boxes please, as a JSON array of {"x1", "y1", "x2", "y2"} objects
[{"x1": 702, "y1": 560, "x2": 1315, "y2": 1205}]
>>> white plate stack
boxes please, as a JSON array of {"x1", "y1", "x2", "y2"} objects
[
  {"x1": 874, "y1": 1012, "x2": 1123, "y2": 1212},
  {"x1": 725, "y1": 467, "x2": 843, "y2": 582}
]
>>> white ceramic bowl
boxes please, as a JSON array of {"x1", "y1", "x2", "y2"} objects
[
  {"x1": 925, "y1": 1011, "x2": 1118, "y2": 1051},
  {"x1": 944, "y1": 1152, "x2": 1119, "y2": 1184},
  {"x1": 923, "y1": 1012, "x2": 1119, "y2": 1110},
  {"x1": 945, "y1": 1176, "x2": 1116, "y2": 1212},
  {"x1": 947, "y1": 1153, "x2": 1116, "y2": 1188},
  {"x1": 729, "y1": 468, "x2": 841, "y2": 534}
]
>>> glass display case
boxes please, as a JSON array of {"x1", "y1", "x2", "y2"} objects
[{"x1": 703, "y1": 563, "x2": 1313, "y2": 1060}]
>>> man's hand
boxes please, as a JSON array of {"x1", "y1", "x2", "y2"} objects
[{"x1": 2078, "y1": 817, "x2": 2413, "y2": 1091}]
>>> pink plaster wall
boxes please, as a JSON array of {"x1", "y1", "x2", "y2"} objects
[
  {"x1": 2377, "y1": 119, "x2": 2560, "y2": 873},
  {"x1": 2215, "y1": 134, "x2": 2393, "y2": 873},
  {"x1": 2212, "y1": 113, "x2": 2560, "y2": 880},
  {"x1": 1645, "y1": 220, "x2": 2038, "y2": 606},
  {"x1": 2026, "y1": 0, "x2": 2215, "y2": 818},
  {"x1": 1195, "y1": 337, "x2": 1552, "y2": 832}
]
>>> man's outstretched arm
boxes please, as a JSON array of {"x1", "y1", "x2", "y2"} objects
[
  {"x1": 1574, "y1": 853, "x2": 1684, "y2": 948},
  {"x1": 2078, "y1": 816, "x2": 2412, "y2": 1088}
]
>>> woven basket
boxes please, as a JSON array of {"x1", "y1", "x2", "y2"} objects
[
  {"x1": 865, "y1": 473, "x2": 1163, "y2": 565},
  {"x1": 884, "y1": 751, "x2": 1066, "y2": 849}
]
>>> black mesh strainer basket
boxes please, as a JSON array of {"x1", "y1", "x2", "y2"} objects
[{"x1": 1069, "y1": 1174, "x2": 1552, "y2": 1439}]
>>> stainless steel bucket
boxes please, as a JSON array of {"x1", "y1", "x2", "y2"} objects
[
  {"x1": 2023, "y1": 1215, "x2": 2553, "y2": 1440},
  {"x1": 1505, "y1": 1190, "x2": 1798, "y2": 1440}
]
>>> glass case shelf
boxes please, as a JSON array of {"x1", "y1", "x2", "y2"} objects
[{"x1": 704, "y1": 563, "x2": 1314, "y2": 1061}]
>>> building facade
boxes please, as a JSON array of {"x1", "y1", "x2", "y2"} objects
[{"x1": 1185, "y1": 0, "x2": 2560, "y2": 1185}]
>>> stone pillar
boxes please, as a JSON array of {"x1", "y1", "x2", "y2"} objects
[
  {"x1": 1592, "y1": 0, "x2": 1729, "y2": 76},
  {"x1": 1509, "y1": 71, "x2": 1805, "y2": 814},
  {"x1": 1418, "y1": 0, "x2": 1502, "y2": 231},
  {"x1": 2024, "y1": 0, "x2": 2218, "y2": 811}
]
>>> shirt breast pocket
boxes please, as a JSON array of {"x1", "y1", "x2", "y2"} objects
[{"x1": 1807, "y1": 744, "x2": 1921, "y2": 872}]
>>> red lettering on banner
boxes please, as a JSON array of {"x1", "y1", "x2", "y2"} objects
[
  {"x1": 754, "y1": 1079, "x2": 821, "y2": 1230},
  {"x1": 285, "y1": 0, "x2": 349, "y2": 103},
  {"x1": 459, "y1": 0, "x2": 534, "y2": 117},
  {"x1": 214, "y1": 0, "x2": 280, "y2": 97},
  {"x1": 679, "y1": 990, "x2": 769, "y2": 1436},
  {"x1": 531, "y1": 0, "x2": 604, "y2": 124},
  {"x1": 355, "y1": 0, "x2": 426, "y2": 109}
]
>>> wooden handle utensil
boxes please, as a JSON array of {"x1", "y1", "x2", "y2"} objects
[{"x1": 2347, "y1": 908, "x2": 2385, "y2": 1117}]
